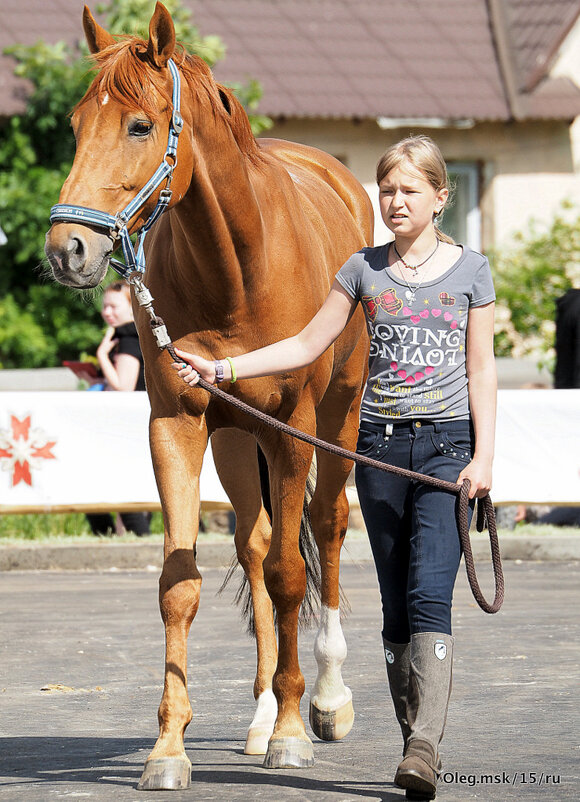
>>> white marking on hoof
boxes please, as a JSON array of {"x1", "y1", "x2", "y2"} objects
[
  {"x1": 244, "y1": 688, "x2": 277, "y2": 755},
  {"x1": 310, "y1": 605, "x2": 353, "y2": 726},
  {"x1": 309, "y1": 696, "x2": 354, "y2": 741}
]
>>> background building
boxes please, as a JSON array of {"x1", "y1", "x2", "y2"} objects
[{"x1": 2, "y1": 0, "x2": 580, "y2": 250}]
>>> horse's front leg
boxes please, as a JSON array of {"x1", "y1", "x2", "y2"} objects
[
  {"x1": 261, "y1": 433, "x2": 315, "y2": 769},
  {"x1": 307, "y1": 394, "x2": 361, "y2": 742},
  {"x1": 138, "y1": 414, "x2": 207, "y2": 791}
]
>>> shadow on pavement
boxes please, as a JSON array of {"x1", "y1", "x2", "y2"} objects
[{"x1": 0, "y1": 735, "x2": 401, "y2": 800}]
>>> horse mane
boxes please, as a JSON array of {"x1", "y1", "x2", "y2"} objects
[{"x1": 77, "y1": 36, "x2": 265, "y2": 166}]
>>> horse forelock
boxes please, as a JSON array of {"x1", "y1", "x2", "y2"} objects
[
  {"x1": 76, "y1": 37, "x2": 264, "y2": 165},
  {"x1": 77, "y1": 38, "x2": 175, "y2": 119}
]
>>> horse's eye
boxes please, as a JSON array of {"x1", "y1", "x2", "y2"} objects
[{"x1": 129, "y1": 120, "x2": 153, "y2": 137}]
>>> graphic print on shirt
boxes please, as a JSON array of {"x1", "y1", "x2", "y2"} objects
[
  {"x1": 361, "y1": 288, "x2": 403, "y2": 320},
  {"x1": 366, "y1": 286, "x2": 467, "y2": 418}
]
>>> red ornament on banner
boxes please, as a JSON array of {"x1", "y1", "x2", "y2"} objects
[{"x1": 0, "y1": 414, "x2": 57, "y2": 487}]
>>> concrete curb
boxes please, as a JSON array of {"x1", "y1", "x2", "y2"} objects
[{"x1": 0, "y1": 532, "x2": 578, "y2": 571}]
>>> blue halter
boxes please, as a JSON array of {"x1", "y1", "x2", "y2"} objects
[{"x1": 49, "y1": 58, "x2": 183, "y2": 279}]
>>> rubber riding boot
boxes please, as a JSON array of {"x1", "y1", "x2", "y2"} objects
[
  {"x1": 394, "y1": 632, "x2": 454, "y2": 800},
  {"x1": 382, "y1": 638, "x2": 411, "y2": 752}
]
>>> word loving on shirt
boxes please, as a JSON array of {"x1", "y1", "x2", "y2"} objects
[{"x1": 369, "y1": 317, "x2": 465, "y2": 369}]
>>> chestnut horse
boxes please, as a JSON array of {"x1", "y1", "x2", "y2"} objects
[{"x1": 45, "y1": 3, "x2": 372, "y2": 790}]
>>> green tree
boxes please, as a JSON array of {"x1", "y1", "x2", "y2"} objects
[
  {"x1": 0, "y1": 39, "x2": 98, "y2": 368},
  {"x1": 491, "y1": 203, "x2": 579, "y2": 368},
  {"x1": 0, "y1": 0, "x2": 271, "y2": 369}
]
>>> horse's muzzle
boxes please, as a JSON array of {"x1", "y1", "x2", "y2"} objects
[{"x1": 45, "y1": 225, "x2": 112, "y2": 288}]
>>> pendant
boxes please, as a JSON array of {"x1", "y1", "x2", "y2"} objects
[{"x1": 405, "y1": 290, "x2": 416, "y2": 303}]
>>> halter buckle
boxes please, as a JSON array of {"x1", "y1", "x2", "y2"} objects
[
  {"x1": 111, "y1": 215, "x2": 127, "y2": 240},
  {"x1": 158, "y1": 188, "x2": 173, "y2": 205},
  {"x1": 172, "y1": 110, "x2": 183, "y2": 133}
]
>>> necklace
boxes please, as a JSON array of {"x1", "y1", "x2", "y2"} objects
[
  {"x1": 391, "y1": 241, "x2": 438, "y2": 304},
  {"x1": 393, "y1": 239, "x2": 439, "y2": 277}
]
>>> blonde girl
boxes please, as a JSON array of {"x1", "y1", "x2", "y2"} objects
[{"x1": 173, "y1": 136, "x2": 496, "y2": 800}]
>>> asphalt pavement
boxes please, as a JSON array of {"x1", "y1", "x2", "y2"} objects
[{"x1": 0, "y1": 558, "x2": 578, "y2": 801}]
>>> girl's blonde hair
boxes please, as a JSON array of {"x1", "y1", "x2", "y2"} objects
[{"x1": 376, "y1": 135, "x2": 455, "y2": 244}]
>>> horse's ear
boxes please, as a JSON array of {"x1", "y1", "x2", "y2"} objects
[
  {"x1": 147, "y1": 2, "x2": 176, "y2": 68},
  {"x1": 83, "y1": 5, "x2": 116, "y2": 54}
]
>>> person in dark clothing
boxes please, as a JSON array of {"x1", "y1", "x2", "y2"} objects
[
  {"x1": 87, "y1": 281, "x2": 151, "y2": 536},
  {"x1": 96, "y1": 281, "x2": 146, "y2": 391},
  {"x1": 554, "y1": 288, "x2": 580, "y2": 388}
]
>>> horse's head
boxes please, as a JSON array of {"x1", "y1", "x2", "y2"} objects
[{"x1": 45, "y1": 2, "x2": 192, "y2": 288}]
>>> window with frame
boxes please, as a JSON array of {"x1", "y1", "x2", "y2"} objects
[{"x1": 441, "y1": 162, "x2": 481, "y2": 251}]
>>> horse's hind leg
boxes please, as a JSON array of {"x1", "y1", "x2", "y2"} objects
[
  {"x1": 211, "y1": 429, "x2": 278, "y2": 755},
  {"x1": 138, "y1": 414, "x2": 206, "y2": 791},
  {"x1": 308, "y1": 389, "x2": 361, "y2": 742},
  {"x1": 259, "y1": 429, "x2": 317, "y2": 769}
]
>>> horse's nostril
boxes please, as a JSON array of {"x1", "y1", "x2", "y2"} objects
[
  {"x1": 70, "y1": 236, "x2": 86, "y2": 257},
  {"x1": 64, "y1": 234, "x2": 89, "y2": 272}
]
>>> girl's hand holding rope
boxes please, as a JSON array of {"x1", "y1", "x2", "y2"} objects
[
  {"x1": 457, "y1": 456, "x2": 493, "y2": 499},
  {"x1": 172, "y1": 347, "x2": 215, "y2": 385}
]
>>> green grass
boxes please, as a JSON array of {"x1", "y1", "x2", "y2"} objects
[
  {"x1": 0, "y1": 512, "x2": 576, "y2": 545},
  {"x1": 0, "y1": 511, "x2": 163, "y2": 541},
  {"x1": 0, "y1": 512, "x2": 93, "y2": 540},
  {"x1": 0, "y1": 511, "x2": 239, "y2": 544}
]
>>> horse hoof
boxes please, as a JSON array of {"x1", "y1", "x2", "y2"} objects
[
  {"x1": 137, "y1": 756, "x2": 191, "y2": 790},
  {"x1": 262, "y1": 737, "x2": 314, "y2": 768},
  {"x1": 244, "y1": 726, "x2": 271, "y2": 755},
  {"x1": 309, "y1": 697, "x2": 354, "y2": 741}
]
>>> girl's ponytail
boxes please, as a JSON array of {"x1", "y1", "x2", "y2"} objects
[{"x1": 434, "y1": 223, "x2": 455, "y2": 245}]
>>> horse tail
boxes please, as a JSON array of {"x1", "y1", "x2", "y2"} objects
[
  {"x1": 296, "y1": 458, "x2": 322, "y2": 629},
  {"x1": 219, "y1": 447, "x2": 331, "y2": 635}
]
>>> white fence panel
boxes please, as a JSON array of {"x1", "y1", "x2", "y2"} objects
[{"x1": 0, "y1": 390, "x2": 578, "y2": 512}]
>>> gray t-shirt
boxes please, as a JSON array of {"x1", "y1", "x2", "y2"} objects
[{"x1": 336, "y1": 244, "x2": 495, "y2": 423}]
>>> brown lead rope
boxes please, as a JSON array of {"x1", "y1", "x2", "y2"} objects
[{"x1": 158, "y1": 325, "x2": 504, "y2": 614}]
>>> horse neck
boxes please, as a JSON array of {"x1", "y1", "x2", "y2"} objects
[{"x1": 164, "y1": 105, "x2": 265, "y2": 314}]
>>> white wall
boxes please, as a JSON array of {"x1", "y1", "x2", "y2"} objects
[
  {"x1": 491, "y1": 173, "x2": 580, "y2": 245},
  {"x1": 263, "y1": 117, "x2": 580, "y2": 250}
]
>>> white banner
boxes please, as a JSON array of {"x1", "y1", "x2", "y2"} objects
[
  {"x1": 0, "y1": 392, "x2": 227, "y2": 513},
  {"x1": 494, "y1": 389, "x2": 579, "y2": 505},
  {"x1": 0, "y1": 390, "x2": 578, "y2": 512}
]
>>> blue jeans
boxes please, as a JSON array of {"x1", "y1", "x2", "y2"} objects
[{"x1": 354, "y1": 419, "x2": 474, "y2": 642}]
